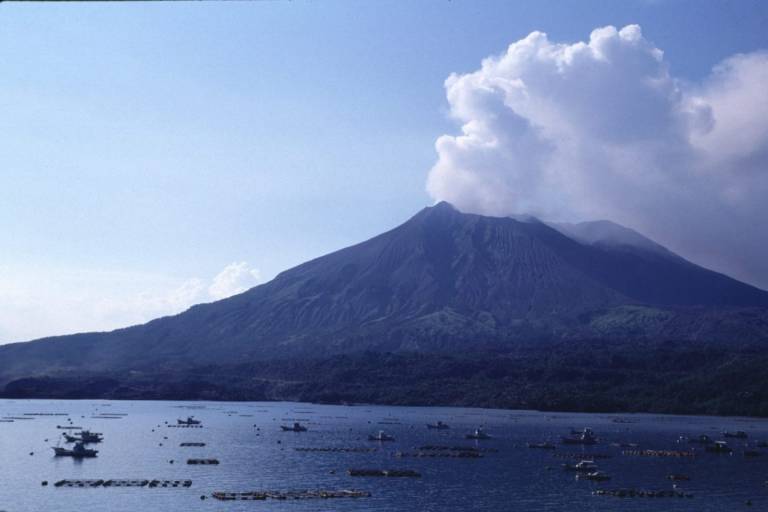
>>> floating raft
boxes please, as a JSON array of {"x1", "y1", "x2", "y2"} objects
[
  {"x1": 187, "y1": 458, "x2": 219, "y2": 465},
  {"x1": 54, "y1": 479, "x2": 191, "y2": 488},
  {"x1": 396, "y1": 450, "x2": 482, "y2": 459},
  {"x1": 418, "y1": 445, "x2": 498, "y2": 453},
  {"x1": 24, "y1": 413, "x2": 68, "y2": 416},
  {"x1": 180, "y1": 442, "x2": 206, "y2": 447},
  {"x1": 593, "y1": 488, "x2": 693, "y2": 498},
  {"x1": 168, "y1": 425, "x2": 203, "y2": 429},
  {"x1": 295, "y1": 447, "x2": 376, "y2": 453},
  {"x1": 212, "y1": 489, "x2": 370, "y2": 501},
  {"x1": 622, "y1": 449, "x2": 695, "y2": 458},
  {"x1": 348, "y1": 469, "x2": 421, "y2": 478},
  {"x1": 553, "y1": 453, "x2": 612, "y2": 460}
]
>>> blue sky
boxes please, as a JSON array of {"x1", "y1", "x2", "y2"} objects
[{"x1": 1, "y1": 0, "x2": 767, "y2": 342}]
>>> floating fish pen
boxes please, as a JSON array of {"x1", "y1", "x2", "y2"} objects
[
  {"x1": 212, "y1": 489, "x2": 370, "y2": 501},
  {"x1": 593, "y1": 488, "x2": 693, "y2": 498},
  {"x1": 54, "y1": 479, "x2": 191, "y2": 488},
  {"x1": 180, "y1": 442, "x2": 206, "y2": 447},
  {"x1": 553, "y1": 453, "x2": 612, "y2": 460},
  {"x1": 23, "y1": 413, "x2": 68, "y2": 416},
  {"x1": 104, "y1": 480, "x2": 150, "y2": 487},
  {"x1": 622, "y1": 449, "x2": 696, "y2": 458},
  {"x1": 3, "y1": 416, "x2": 34, "y2": 420},
  {"x1": 57, "y1": 426, "x2": 82, "y2": 430},
  {"x1": 187, "y1": 458, "x2": 220, "y2": 465},
  {"x1": 396, "y1": 450, "x2": 483, "y2": 459},
  {"x1": 55, "y1": 480, "x2": 104, "y2": 488},
  {"x1": 418, "y1": 445, "x2": 498, "y2": 453},
  {"x1": 295, "y1": 447, "x2": 376, "y2": 453},
  {"x1": 147, "y1": 480, "x2": 192, "y2": 488},
  {"x1": 168, "y1": 425, "x2": 203, "y2": 429},
  {"x1": 348, "y1": 469, "x2": 421, "y2": 478}
]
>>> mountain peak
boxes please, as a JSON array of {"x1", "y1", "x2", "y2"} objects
[{"x1": 1, "y1": 203, "x2": 767, "y2": 382}]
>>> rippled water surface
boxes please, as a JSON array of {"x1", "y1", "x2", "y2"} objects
[{"x1": 0, "y1": 399, "x2": 767, "y2": 511}]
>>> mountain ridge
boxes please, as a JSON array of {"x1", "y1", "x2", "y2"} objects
[{"x1": 0, "y1": 201, "x2": 766, "y2": 384}]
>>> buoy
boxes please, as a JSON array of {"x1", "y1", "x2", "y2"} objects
[
  {"x1": 200, "y1": 495, "x2": 206, "y2": 500},
  {"x1": 41, "y1": 481, "x2": 48, "y2": 486}
]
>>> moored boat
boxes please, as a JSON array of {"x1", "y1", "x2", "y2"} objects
[
  {"x1": 63, "y1": 430, "x2": 103, "y2": 444},
  {"x1": 426, "y1": 421, "x2": 450, "y2": 430},
  {"x1": 368, "y1": 430, "x2": 395, "y2": 442},
  {"x1": 280, "y1": 422, "x2": 308, "y2": 432},
  {"x1": 52, "y1": 441, "x2": 98, "y2": 458},
  {"x1": 465, "y1": 428, "x2": 491, "y2": 440},
  {"x1": 562, "y1": 428, "x2": 597, "y2": 445},
  {"x1": 576, "y1": 471, "x2": 611, "y2": 481},
  {"x1": 178, "y1": 416, "x2": 201, "y2": 426},
  {"x1": 706, "y1": 441, "x2": 733, "y2": 454},
  {"x1": 563, "y1": 460, "x2": 598, "y2": 472}
]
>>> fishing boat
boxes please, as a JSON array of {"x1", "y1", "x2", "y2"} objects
[
  {"x1": 576, "y1": 471, "x2": 611, "y2": 482},
  {"x1": 177, "y1": 416, "x2": 201, "y2": 425},
  {"x1": 706, "y1": 441, "x2": 733, "y2": 454},
  {"x1": 63, "y1": 430, "x2": 103, "y2": 444},
  {"x1": 561, "y1": 428, "x2": 597, "y2": 445},
  {"x1": 723, "y1": 430, "x2": 748, "y2": 439},
  {"x1": 52, "y1": 441, "x2": 98, "y2": 458},
  {"x1": 280, "y1": 422, "x2": 308, "y2": 432},
  {"x1": 687, "y1": 434, "x2": 713, "y2": 444},
  {"x1": 563, "y1": 460, "x2": 598, "y2": 472},
  {"x1": 368, "y1": 430, "x2": 395, "y2": 442},
  {"x1": 465, "y1": 428, "x2": 491, "y2": 440},
  {"x1": 426, "y1": 421, "x2": 450, "y2": 430}
]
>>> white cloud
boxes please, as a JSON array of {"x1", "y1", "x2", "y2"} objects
[
  {"x1": 427, "y1": 25, "x2": 768, "y2": 289},
  {"x1": 208, "y1": 261, "x2": 262, "y2": 300},
  {"x1": 0, "y1": 261, "x2": 261, "y2": 344}
]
